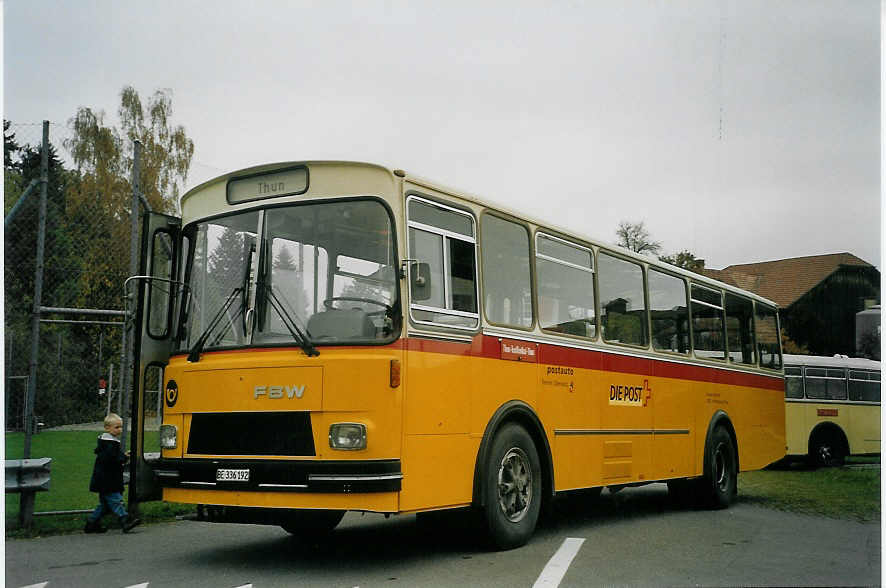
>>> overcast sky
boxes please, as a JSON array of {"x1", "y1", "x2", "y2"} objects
[{"x1": 3, "y1": 0, "x2": 881, "y2": 270}]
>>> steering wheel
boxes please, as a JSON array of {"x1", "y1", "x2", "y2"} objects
[{"x1": 323, "y1": 297, "x2": 389, "y2": 312}]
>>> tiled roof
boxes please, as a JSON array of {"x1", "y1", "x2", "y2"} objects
[{"x1": 700, "y1": 252, "x2": 876, "y2": 308}]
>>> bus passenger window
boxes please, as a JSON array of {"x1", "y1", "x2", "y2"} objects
[
  {"x1": 410, "y1": 229, "x2": 445, "y2": 308},
  {"x1": 407, "y1": 197, "x2": 478, "y2": 329},
  {"x1": 648, "y1": 269, "x2": 689, "y2": 354},
  {"x1": 690, "y1": 284, "x2": 725, "y2": 360},
  {"x1": 755, "y1": 303, "x2": 782, "y2": 370},
  {"x1": 784, "y1": 366, "x2": 804, "y2": 398},
  {"x1": 805, "y1": 368, "x2": 847, "y2": 400},
  {"x1": 725, "y1": 293, "x2": 755, "y2": 365},
  {"x1": 849, "y1": 370, "x2": 881, "y2": 402},
  {"x1": 481, "y1": 214, "x2": 533, "y2": 328},
  {"x1": 535, "y1": 234, "x2": 595, "y2": 338},
  {"x1": 598, "y1": 252, "x2": 648, "y2": 347}
]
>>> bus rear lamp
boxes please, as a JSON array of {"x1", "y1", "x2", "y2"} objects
[
  {"x1": 329, "y1": 423, "x2": 367, "y2": 450},
  {"x1": 159, "y1": 424, "x2": 178, "y2": 449}
]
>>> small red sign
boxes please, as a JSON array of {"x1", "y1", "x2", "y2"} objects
[
  {"x1": 500, "y1": 338, "x2": 537, "y2": 363},
  {"x1": 817, "y1": 408, "x2": 838, "y2": 417}
]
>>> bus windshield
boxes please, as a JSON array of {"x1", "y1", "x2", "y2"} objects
[{"x1": 178, "y1": 199, "x2": 399, "y2": 352}]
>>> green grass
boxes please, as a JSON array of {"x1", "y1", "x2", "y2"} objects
[
  {"x1": 739, "y1": 459, "x2": 881, "y2": 522},
  {"x1": 5, "y1": 430, "x2": 194, "y2": 538}
]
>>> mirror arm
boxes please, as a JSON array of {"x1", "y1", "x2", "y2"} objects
[{"x1": 400, "y1": 258, "x2": 418, "y2": 279}]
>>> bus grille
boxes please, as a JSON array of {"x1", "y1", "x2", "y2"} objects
[{"x1": 187, "y1": 412, "x2": 316, "y2": 456}]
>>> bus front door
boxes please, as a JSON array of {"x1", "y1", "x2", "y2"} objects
[{"x1": 130, "y1": 211, "x2": 181, "y2": 504}]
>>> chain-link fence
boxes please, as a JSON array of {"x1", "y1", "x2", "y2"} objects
[{"x1": 5, "y1": 121, "x2": 136, "y2": 430}]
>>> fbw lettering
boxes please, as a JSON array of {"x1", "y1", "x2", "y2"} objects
[{"x1": 254, "y1": 385, "x2": 305, "y2": 399}]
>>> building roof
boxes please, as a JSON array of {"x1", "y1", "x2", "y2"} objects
[{"x1": 700, "y1": 253, "x2": 876, "y2": 308}]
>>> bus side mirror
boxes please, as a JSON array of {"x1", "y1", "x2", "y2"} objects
[{"x1": 411, "y1": 262, "x2": 432, "y2": 301}]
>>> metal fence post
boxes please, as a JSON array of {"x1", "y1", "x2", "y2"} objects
[
  {"x1": 124, "y1": 141, "x2": 142, "y2": 515},
  {"x1": 121, "y1": 140, "x2": 142, "y2": 455},
  {"x1": 21, "y1": 121, "x2": 49, "y2": 528}
]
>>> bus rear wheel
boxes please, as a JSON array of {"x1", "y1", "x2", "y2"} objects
[
  {"x1": 482, "y1": 423, "x2": 542, "y2": 550},
  {"x1": 699, "y1": 426, "x2": 737, "y2": 509},
  {"x1": 280, "y1": 509, "x2": 345, "y2": 536}
]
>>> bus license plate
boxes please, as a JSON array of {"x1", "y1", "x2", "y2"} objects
[{"x1": 216, "y1": 468, "x2": 250, "y2": 482}]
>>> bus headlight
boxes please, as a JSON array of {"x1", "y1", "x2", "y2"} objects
[
  {"x1": 159, "y1": 424, "x2": 178, "y2": 449},
  {"x1": 329, "y1": 423, "x2": 366, "y2": 450}
]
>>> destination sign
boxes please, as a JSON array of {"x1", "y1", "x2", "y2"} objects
[{"x1": 227, "y1": 166, "x2": 308, "y2": 204}]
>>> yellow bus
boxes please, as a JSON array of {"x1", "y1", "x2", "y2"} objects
[
  {"x1": 131, "y1": 161, "x2": 785, "y2": 549},
  {"x1": 783, "y1": 354, "x2": 880, "y2": 466}
]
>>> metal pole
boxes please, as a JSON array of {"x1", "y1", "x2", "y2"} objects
[
  {"x1": 124, "y1": 141, "x2": 142, "y2": 516},
  {"x1": 107, "y1": 363, "x2": 114, "y2": 416},
  {"x1": 122, "y1": 140, "x2": 142, "y2": 453},
  {"x1": 39, "y1": 306, "x2": 127, "y2": 317},
  {"x1": 4, "y1": 178, "x2": 40, "y2": 230},
  {"x1": 21, "y1": 121, "x2": 49, "y2": 528}
]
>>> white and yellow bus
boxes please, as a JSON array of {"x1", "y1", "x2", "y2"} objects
[
  {"x1": 131, "y1": 161, "x2": 785, "y2": 549},
  {"x1": 783, "y1": 354, "x2": 880, "y2": 466}
]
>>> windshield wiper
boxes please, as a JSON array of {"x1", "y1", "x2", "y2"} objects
[
  {"x1": 187, "y1": 287, "x2": 244, "y2": 362},
  {"x1": 262, "y1": 284, "x2": 319, "y2": 357}
]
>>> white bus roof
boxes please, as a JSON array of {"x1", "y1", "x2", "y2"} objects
[
  {"x1": 783, "y1": 354, "x2": 881, "y2": 370},
  {"x1": 181, "y1": 160, "x2": 781, "y2": 309}
]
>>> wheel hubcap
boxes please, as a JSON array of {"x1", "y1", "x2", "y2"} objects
[
  {"x1": 714, "y1": 443, "x2": 729, "y2": 492},
  {"x1": 497, "y1": 447, "x2": 532, "y2": 522}
]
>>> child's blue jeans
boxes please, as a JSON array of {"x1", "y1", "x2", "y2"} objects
[{"x1": 87, "y1": 492, "x2": 128, "y2": 521}]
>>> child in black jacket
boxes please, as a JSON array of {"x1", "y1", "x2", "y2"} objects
[{"x1": 84, "y1": 413, "x2": 141, "y2": 533}]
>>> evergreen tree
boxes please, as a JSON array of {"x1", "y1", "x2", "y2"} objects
[
  {"x1": 208, "y1": 228, "x2": 246, "y2": 280},
  {"x1": 274, "y1": 246, "x2": 297, "y2": 270},
  {"x1": 4, "y1": 120, "x2": 24, "y2": 216}
]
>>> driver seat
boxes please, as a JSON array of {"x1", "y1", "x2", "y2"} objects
[{"x1": 307, "y1": 308, "x2": 375, "y2": 340}]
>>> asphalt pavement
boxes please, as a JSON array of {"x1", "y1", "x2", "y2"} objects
[{"x1": 5, "y1": 484, "x2": 881, "y2": 588}]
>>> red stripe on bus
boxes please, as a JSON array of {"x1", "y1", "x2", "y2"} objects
[
  {"x1": 172, "y1": 333, "x2": 782, "y2": 390},
  {"x1": 408, "y1": 333, "x2": 783, "y2": 391}
]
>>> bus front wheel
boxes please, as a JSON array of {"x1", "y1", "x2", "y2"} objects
[
  {"x1": 699, "y1": 426, "x2": 737, "y2": 509},
  {"x1": 280, "y1": 509, "x2": 345, "y2": 536},
  {"x1": 482, "y1": 423, "x2": 542, "y2": 550}
]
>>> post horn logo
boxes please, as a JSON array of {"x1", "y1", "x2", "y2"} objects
[{"x1": 165, "y1": 380, "x2": 179, "y2": 408}]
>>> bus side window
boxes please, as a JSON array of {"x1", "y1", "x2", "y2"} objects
[
  {"x1": 481, "y1": 214, "x2": 533, "y2": 329},
  {"x1": 755, "y1": 303, "x2": 782, "y2": 370},
  {"x1": 784, "y1": 366, "x2": 804, "y2": 398},
  {"x1": 849, "y1": 370, "x2": 881, "y2": 402},
  {"x1": 805, "y1": 368, "x2": 847, "y2": 400},
  {"x1": 690, "y1": 284, "x2": 725, "y2": 360},
  {"x1": 598, "y1": 252, "x2": 648, "y2": 347},
  {"x1": 535, "y1": 233, "x2": 596, "y2": 338},
  {"x1": 407, "y1": 197, "x2": 479, "y2": 329},
  {"x1": 725, "y1": 293, "x2": 755, "y2": 365},
  {"x1": 648, "y1": 268, "x2": 689, "y2": 354}
]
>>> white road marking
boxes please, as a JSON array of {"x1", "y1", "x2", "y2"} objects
[
  {"x1": 19, "y1": 583, "x2": 49, "y2": 588},
  {"x1": 533, "y1": 537, "x2": 586, "y2": 588},
  {"x1": 123, "y1": 584, "x2": 149, "y2": 588},
  {"x1": 234, "y1": 585, "x2": 253, "y2": 588}
]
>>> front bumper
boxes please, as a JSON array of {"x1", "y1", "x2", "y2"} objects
[{"x1": 153, "y1": 458, "x2": 402, "y2": 493}]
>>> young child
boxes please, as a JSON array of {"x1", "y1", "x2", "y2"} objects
[{"x1": 84, "y1": 413, "x2": 141, "y2": 534}]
